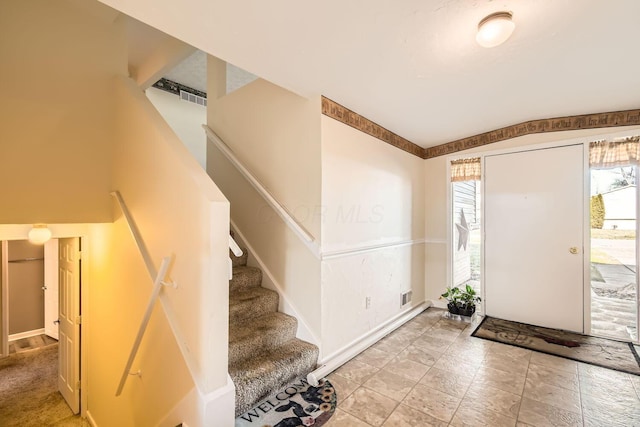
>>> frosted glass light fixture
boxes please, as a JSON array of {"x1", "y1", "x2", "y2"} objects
[
  {"x1": 476, "y1": 11, "x2": 515, "y2": 48},
  {"x1": 28, "y1": 224, "x2": 52, "y2": 245}
]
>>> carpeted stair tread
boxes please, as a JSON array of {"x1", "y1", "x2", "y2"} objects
[
  {"x1": 230, "y1": 247, "x2": 248, "y2": 268},
  {"x1": 229, "y1": 312, "x2": 298, "y2": 366},
  {"x1": 230, "y1": 338, "x2": 319, "y2": 416},
  {"x1": 230, "y1": 266, "x2": 262, "y2": 291},
  {"x1": 229, "y1": 287, "x2": 279, "y2": 323}
]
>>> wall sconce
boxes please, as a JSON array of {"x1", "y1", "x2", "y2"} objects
[
  {"x1": 28, "y1": 224, "x2": 52, "y2": 245},
  {"x1": 476, "y1": 11, "x2": 515, "y2": 48}
]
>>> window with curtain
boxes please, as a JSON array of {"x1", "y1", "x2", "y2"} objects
[
  {"x1": 451, "y1": 157, "x2": 481, "y2": 182},
  {"x1": 589, "y1": 136, "x2": 640, "y2": 168}
]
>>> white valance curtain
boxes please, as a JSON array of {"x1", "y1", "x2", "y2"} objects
[
  {"x1": 451, "y1": 157, "x2": 481, "y2": 182},
  {"x1": 589, "y1": 136, "x2": 640, "y2": 168}
]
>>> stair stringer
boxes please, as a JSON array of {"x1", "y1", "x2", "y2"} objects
[{"x1": 230, "y1": 219, "x2": 321, "y2": 352}]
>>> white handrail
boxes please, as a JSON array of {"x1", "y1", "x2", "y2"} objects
[
  {"x1": 115, "y1": 256, "x2": 172, "y2": 396},
  {"x1": 111, "y1": 191, "x2": 176, "y2": 396},
  {"x1": 203, "y1": 125, "x2": 316, "y2": 245},
  {"x1": 229, "y1": 235, "x2": 243, "y2": 257}
]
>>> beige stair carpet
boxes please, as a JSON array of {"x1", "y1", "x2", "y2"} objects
[{"x1": 229, "y1": 242, "x2": 319, "y2": 416}]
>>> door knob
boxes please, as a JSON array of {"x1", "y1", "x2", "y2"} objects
[
  {"x1": 569, "y1": 247, "x2": 578, "y2": 254},
  {"x1": 42, "y1": 286, "x2": 47, "y2": 291},
  {"x1": 54, "y1": 319, "x2": 60, "y2": 325}
]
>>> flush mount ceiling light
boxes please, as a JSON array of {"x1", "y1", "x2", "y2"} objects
[
  {"x1": 28, "y1": 224, "x2": 52, "y2": 245},
  {"x1": 476, "y1": 11, "x2": 515, "y2": 48}
]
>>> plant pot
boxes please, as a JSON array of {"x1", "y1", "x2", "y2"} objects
[
  {"x1": 458, "y1": 305, "x2": 476, "y2": 317},
  {"x1": 447, "y1": 302, "x2": 460, "y2": 314}
]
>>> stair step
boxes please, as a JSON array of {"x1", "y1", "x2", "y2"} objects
[
  {"x1": 229, "y1": 287, "x2": 279, "y2": 323},
  {"x1": 230, "y1": 266, "x2": 262, "y2": 291},
  {"x1": 230, "y1": 248, "x2": 248, "y2": 267},
  {"x1": 229, "y1": 312, "x2": 298, "y2": 366},
  {"x1": 230, "y1": 338, "x2": 319, "y2": 416}
]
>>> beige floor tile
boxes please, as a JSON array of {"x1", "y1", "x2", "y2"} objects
[
  {"x1": 340, "y1": 388, "x2": 398, "y2": 427},
  {"x1": 474, "y1": 366, "x2": 526, "y2": 395},
  {"x1": 580, "y1": 389, "x2": 640, "y2": 424},
  {"x1": 434, "y1": 318, "x2": 470, "y2": 331},
  {"x1": 515, "y1": 422, "x2": 535, "y2": 427},
  {"x1": 396, "y1": 344, "x2": 441, "y2": 367},
  {"x1": 529, "y1": 352, "x2": 578, "y2": 374},
  {"x1": 526, "y1": 362, "x2": 580, "y2": 391},
  {"x1": 443, "y1": 344, "x2": 487, "y2": 366},
  {"x1": 431, "y1": 355, "x2": 480, "y2": 376},
  {"x1": 523, "y1": 378, "x2": 581, "y2": 414},
  {"x1": 363, "y1": 369, "x2": 417, "y2": 402},
  {"x1": 518, "y1": 397, "x2": 582, "y2": 427},
  {"x1": 391, "y1": 326, "x2": 424, "y2": 342},
  {"x1": 412, "y1": 334, "x2": 453, "y2": 353},
  {"x1": 418, "y1": 367, "x2": 473, "y2": 398},
  {"x1": 402, "y1": 383, "x2": 461, "y2": 423},
  {"x1": 462, "y1": 383, "x2": 521, "y2": 418},
  {"x1": 631, "y1": 375, "x2": 640, "y2": 398},
  {"x1": 482, "y1": 352, "x2": 530, "y2": 376},
  {"x1": 325, "y1": 408, "x2": 372, "y2": 427},
  {"x1": 450, "y1": 403, "x2": 517, "y2": 427},
  {"x1": 421, "y1": 326, "x2": 462, "y2": 342},
  {"x1": 353, "y1": 347, "x2": 395, "y2": 369},
  {"x1": 583, "y1": 415, "x2": 640, "y2": 427},
  {"x1": 382, "y1": 404, "x2": 447, "y2": 427},
  {"x1": 578, "y1": 365, "x2": 637, "y2": 400},
  {"x1": 371, "y1": 335, "x2": 411, "y2": 355},
  {"x1": 334, "y1": 359, "x2": 379, "y2": 384},
  {"x1": 383, "y1": 356, "x2": 430, "y2": 381},
  {"x1": 487, "y1": 342, "x2": 532, "y2": 359},
  {"x1": 329, "y1": 373, "x2": 361, "y2": 404}
]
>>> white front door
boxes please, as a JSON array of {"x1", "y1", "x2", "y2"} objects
[
  {"x1": 44, "y1": 239, "x2": 59, "y2": 340},
  {"x1": 58, "y1": 237, "x2": 80, "y2": 414},
  {"x1": 484, "y1": 144, "x2": 584, "y2": 332}
]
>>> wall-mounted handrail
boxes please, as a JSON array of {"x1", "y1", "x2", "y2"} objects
[
  {"x1": 115, "y1": 256, "x2": 171, "y2": 396},
  {"x1": 229, "y1": 235, "x2": 242, "y2": 257},
  {"x1": 111, "y1": 191, "x2": 176, "y2": 397},
  {"x1": 203, "y1": 125, "x2": 317, "y2": 247}
]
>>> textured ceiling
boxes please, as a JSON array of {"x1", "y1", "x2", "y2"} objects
[{"x1": 110, "y1": 0, "x2": 640, "y2": 148}]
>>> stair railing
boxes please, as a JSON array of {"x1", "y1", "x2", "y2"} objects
[
  {"x1": 111, "y1": 191, "x2": 177, "y2": 396},
  {"x1": 203, "y1": 125, "x2": 319, "y2": 258}
]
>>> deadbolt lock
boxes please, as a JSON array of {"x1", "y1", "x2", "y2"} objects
[{"x1": 569, "y1": 247, "x2": 578, "y2": 254}]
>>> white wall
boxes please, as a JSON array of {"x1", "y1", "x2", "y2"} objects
[
  {"x1": 321, "y1": 116, "x2": 425, "y2": 357},
  {"x1": 0, "y1": 0, "x2": 125, "y2": 224},
  {"x1": 146, "y1": 87, "x2": 208, "y2": 169},
  {"x1": 206, "y1": 55, "x2": 323, "y2": 345},
  {"x1": 424, "y1": 125, "x2": 640, "y2": 304}
]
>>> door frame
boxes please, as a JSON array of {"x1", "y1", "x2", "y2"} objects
[
  {"x1": 0, "y1": 231, "x2": 89, "y2": 416},
  {"x1": 446, "y1": 128, "x2": 640, "y2": 337}
]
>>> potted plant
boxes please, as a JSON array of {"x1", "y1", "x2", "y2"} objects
[
  {"x1": 441, "y1": 284, "x2": 481, "y2": 317},
  {"x1": 458, "y1": 284, "x2": 481, "y2": 317},
  {"x1": 440, "y1": 285, "x2": 462, "y2": 314}
]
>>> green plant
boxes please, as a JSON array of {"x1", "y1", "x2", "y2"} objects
[
  {"x1": 440, "y1": 286, "x2": 461, "y2": 304},
  {"x1": 459, "y1": 284, "x2": 481, "y2": 310}
]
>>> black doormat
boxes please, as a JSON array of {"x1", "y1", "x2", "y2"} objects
[
  {"x1": 472, "y1": 316, "x2": 640, "y2": 376},
  {"x1": 235, "y1": 378, "x2": 336, "y2": 427}
]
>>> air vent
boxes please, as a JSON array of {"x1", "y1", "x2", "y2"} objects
[
  {"x1": 180, "y1": 90, "x2": 207, "y2": 107},
  {"x1": 401, "y1": 290, "x2": 412, "y2": 306}
]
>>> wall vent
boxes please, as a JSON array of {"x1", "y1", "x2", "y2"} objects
[
  {"x1": 401, "y1": 290, "x2": 412, "y2": 306},
  {"x1": 180, "y1": 90, "x2": 207, "y2": 107}
]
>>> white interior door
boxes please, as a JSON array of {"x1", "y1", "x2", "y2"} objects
[
  {"x1": 58, "y1": 237, "x2": 80, "y2": 414},
  {"x1": 485, "y1": 144, "x2": 584, "y2": 332},
  {"x1": 44, "y1": 239, "x2": 59, "y2": 340}
]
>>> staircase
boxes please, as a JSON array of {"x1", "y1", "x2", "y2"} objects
[{"x1": 228, "y1": 241, "x2": 319, "y2": 416}]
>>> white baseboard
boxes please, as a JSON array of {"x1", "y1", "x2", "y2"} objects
[
  {"x1": 229, "y1": 220, "x2": 320, "y2": 347},
  {"x1": 86, "y1": 410, "x2": 98, "y2": 427},
  {"x1": 9, "y1": 328, "x2": 45, "y2": 342},
  {"x1": 307, "y1": 301, "x2": 430, "y2": 386}
]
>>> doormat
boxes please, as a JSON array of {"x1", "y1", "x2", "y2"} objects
[
  {"x1": 235, "y1": 378, "x2": 336, "y2": 427},
  {"x1": 472, "y1": 316, "x2": 640, "y2": 376}
]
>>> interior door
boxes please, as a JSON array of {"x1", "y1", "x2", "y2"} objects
[
  {"x1": 484, "y1": 144, "x2": 584, "y2": 332},
  {"x1": 44, "y1": 239, "x2": 59, "y2": 340},
  {"x1": 58, "y1": 237, "x2": 80, "y2": 414}
]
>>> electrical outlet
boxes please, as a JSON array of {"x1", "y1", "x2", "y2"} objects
[{"x1": 365, "y1": 296, "x2": 371, "y2": 309}]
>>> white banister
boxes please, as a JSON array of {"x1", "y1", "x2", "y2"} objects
[
  {"x1": 115, "y1": 256, "x2": 172, "y2": 396},
  {"x1": 203, "y1": 125, "x2": 318, "y2": 249},
  {"x1": 111, "y1": 191, "x2": 177, "y2": 396},
  {"x1": 229, "y1": 235, "x2": 242, "y2": 257}
]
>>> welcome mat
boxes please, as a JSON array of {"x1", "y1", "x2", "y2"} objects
[
  {"x1": 472, "y1": 316, "x2": 640, "y2": 376},
  {"x1": 236, "y1": 378, "x2": 336, "y2": 427}
]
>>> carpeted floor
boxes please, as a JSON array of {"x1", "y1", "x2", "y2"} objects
[
  {"x1": 0, "y1": 345, "x2": 87, "y2": 426},
  {"x1": 472, "y1": 316, "x2": 640, "y2": 376}
]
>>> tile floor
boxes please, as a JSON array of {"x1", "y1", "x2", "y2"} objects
[{"x1": 325, "y1": 308, "x2": 640, "y2": 426}]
